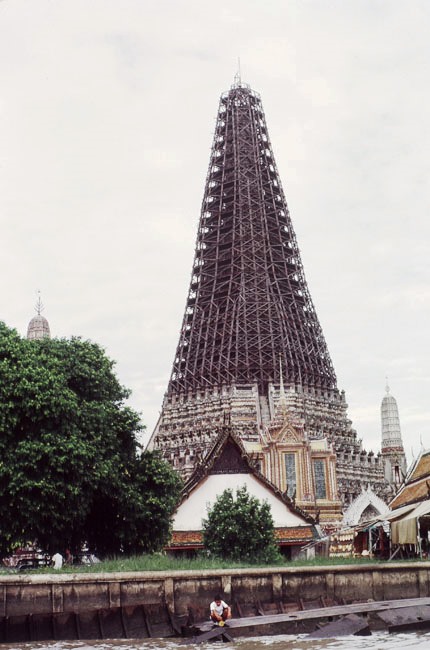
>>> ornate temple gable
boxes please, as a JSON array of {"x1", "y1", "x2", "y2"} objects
[
  {"x1": 263, "y1": 384, "x2": 305, "y2": 445},
  {"x1": 260, "y1": 400, "x2": 343, "y2": 529},
  {"x1": 276, "y1": 425, "x2": 303, "y2": 444},
  {"x1": 264, "y1": 408, "x2": 304, "y2": 445},
  {"x1": 342, "y1": 487, "x2": 390, "y2": 527},
  {"x1": 210, "y1": 439, "x2": 250, "y2": 474},
  {"x1": 178, "y1": 426, "x2": 315, "y2": 526}
]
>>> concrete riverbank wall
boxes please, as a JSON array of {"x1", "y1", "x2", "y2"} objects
[{"x1": 1, "y1": 562, "x2": 429, "y2": 618}]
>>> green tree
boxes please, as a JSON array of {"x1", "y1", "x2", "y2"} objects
[
  {"x1": 0, "y1": 322, "x2": 181, "y2": 556},
  {"x1": 202, "y1": 485, "x2": 281, "y2": 563},
  {"x1": 85, "y1": 451, "x2": 182, "y2": 555}
]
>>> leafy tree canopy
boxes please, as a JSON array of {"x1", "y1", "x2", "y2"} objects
[
  {"x1": 202, "y1": 485, "x2": 281, "y2": 564},
  {"x1": 0, "y1": 322, "x2": 181, "y2": 557}
]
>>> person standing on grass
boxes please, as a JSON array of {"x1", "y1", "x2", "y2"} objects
[
  {"x1": 210, "y1": 595, "x2": 231, "y2": 625},
  {"x1": 52, "y1": 552, "x2": 63, "y2": 570}
]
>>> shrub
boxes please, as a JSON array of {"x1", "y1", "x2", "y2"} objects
[{"x1": 202, "y1": 485, "x2": 281, "y2": 563}]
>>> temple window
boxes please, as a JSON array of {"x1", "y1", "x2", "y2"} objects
[
  {"x1": 284, "y1": 453, "x2": 297, "y2": 497},
  {"x1": 313, "y1": 459, "x2": 327, "y2": 499}
]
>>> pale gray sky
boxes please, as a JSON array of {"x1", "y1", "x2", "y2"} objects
[{"x1": 1, "y1": 0, "x2": 429, "y2": 463}]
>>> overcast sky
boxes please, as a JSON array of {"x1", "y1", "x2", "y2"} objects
[{"x1": 1, "y1": 0, "x2": 429, "y2": 463}]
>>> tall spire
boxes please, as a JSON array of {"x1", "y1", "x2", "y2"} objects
[
  {"x1": 167, "y1": 82, "x2": 336, "y2": 397},
  {"x1": 149, "y1": 81, "x2": 386, "y2": 509},
  {"x1": 381, "y1": 383, "x2": 407, "y2": 485}
]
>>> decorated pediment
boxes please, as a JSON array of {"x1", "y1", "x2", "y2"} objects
[
  {"x1": 342, "y1": 487, "x2": 390, "y2": 527},
  {"x1": 277, "y1": 424, "x2": 304, "y2": 444},
  {"x1": 210, "y1": 440, "x2": 250, "y2": 474},
  {"x1": 265, "y1": 409, "x2": 305, "y2": 445}
]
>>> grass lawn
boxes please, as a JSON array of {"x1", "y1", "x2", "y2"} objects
[{"x1": 0, "y1": 554, "x2": 387, "y2": 575}]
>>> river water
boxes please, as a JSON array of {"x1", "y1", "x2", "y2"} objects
[{"x1": 3, "y1": 633, "x2": 430, "y2": 650}]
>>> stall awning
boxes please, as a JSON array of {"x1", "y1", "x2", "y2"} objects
[
  {"x1": 402, "y1": 499, "x2": 430, "y2": 520},
  {"x1": 390, "y1": 499, "x2": 430, "y2": 545},
  {"x1": 384, "y1": 503, "x2": 417, "y2": 521}
]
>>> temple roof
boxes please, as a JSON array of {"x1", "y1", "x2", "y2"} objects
[
  {"x1": 176, "y1": 426, "x2": 316, "y2": 531},
  {"x1": 27, "y1": 294, "x2": 51, "y2": 340},
  {"x1": 27, "y1": 314, "x2": 50, "y2": 340},
  {"x1": 390, "y1": 448, "x2": 430, "y2": 509}
]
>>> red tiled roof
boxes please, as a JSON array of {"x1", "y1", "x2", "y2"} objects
[
  {"x1": 390, "y1": 450, "x2": 430, "y2": 509},
  {"x1": 169, "y1": 531, "x2": 203, "y2": 548},
  {"x1": 409, "y1": 452, "x2": 430, "y2": 482},
  {"x1": 274, "y1": 526, "x2": 315, "y2": 543},
  {"x1": 391, "y1": 477, "x2": 430, "y2": 509},
  {"x1": 167, "y1": 526, "x2": 315, "y2": 550}
]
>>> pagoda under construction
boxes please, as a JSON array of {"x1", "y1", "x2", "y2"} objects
[{"x1": 148, "y1": 80, "x2": 390, "y2": 524}]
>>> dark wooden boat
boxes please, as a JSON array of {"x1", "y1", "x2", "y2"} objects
[{"x1": 189, "y1": 596, "x2": 430, "y2": 641}]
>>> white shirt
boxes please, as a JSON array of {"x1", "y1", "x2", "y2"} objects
[
  {"x1": 52, "y1": 552, "x2": 63, "y2": 569},
  {"x1": 210, "y1": 600, "x2": 228, "y2": 616}
]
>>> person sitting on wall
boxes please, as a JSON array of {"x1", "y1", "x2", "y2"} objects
[{"x1": 210, "y1": 595, "x2": 231, "y2": 626}]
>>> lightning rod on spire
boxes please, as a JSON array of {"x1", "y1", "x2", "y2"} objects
[
  {"x1": 234, "y1": 57, "x2": 242, "y2": 86},
  {"x1": 35, "y1": 290, "x2": 44, "y2": 316}
]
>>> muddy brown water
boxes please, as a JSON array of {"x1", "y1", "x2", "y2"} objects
[{"x1": 1, "y1": 633, "x2": 430, "y2": 650}]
